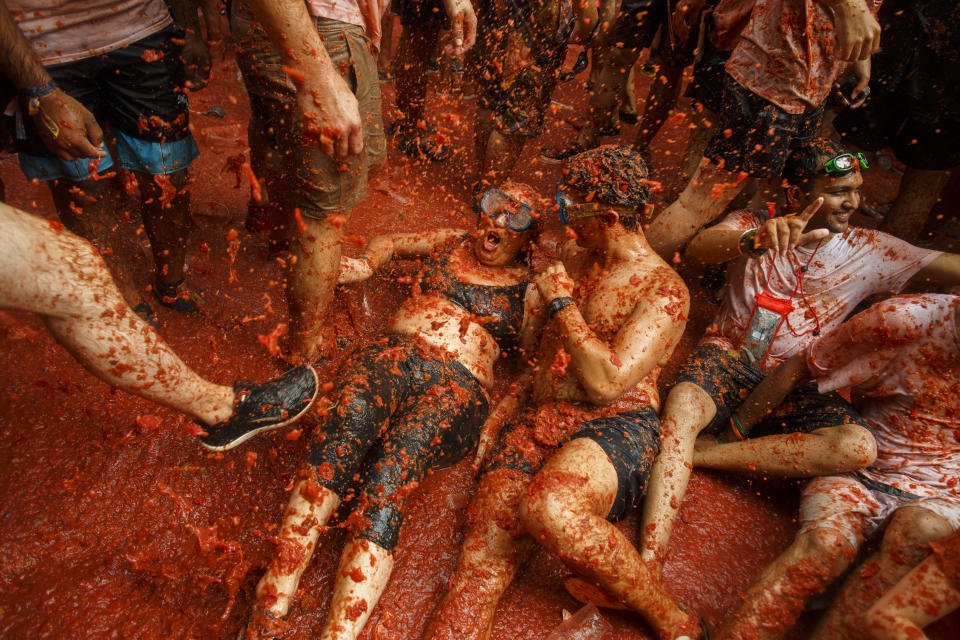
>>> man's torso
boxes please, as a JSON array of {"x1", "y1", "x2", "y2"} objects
[{"x1": 8, "y1": 0, "x2": 172, "y2": 66}]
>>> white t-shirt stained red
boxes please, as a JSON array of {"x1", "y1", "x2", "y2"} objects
[
  {"x1": 807, "y1": 294, "x2": 960, "y2": 503},
  {"x1": 9, "y1": 0, "x2": 172, "y2": 66},
  {"x1": 701, "y1": 209, "x2": 941, "y2": 369}
]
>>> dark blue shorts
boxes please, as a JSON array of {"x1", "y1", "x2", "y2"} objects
[{"x1": 11, "y1": 25, "x2": 198, "y2": 181}]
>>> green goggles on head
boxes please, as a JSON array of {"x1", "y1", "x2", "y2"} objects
[{"x1": 823, "y1": 152, "x2": 869, "y2": 175}]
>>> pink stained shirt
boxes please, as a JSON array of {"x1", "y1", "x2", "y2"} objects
[
  {"x1": 725, "y1": 0, "x2": 877, "y2": 114},
  {"x1": 306, "y1": 0, "x2": 390, "y2": 49},
  {"x1": 807, "y1": 294, "x2": 960, "y2": 503},
  {"x1": 8, "y1": 0, "x2": 172, "y2": 66},
  {"x1": 701, "y1": 209, "x2": 941, "y2": 369}
]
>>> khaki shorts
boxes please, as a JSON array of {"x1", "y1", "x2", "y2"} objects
[{"x1": 231, "y1": 0, "x2": 386, "y2": 218}]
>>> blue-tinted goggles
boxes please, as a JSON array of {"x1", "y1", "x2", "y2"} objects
[{"x1": 479, "y1": 189, "x2": 535, "y2": 231}]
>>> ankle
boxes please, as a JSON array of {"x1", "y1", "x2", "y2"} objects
[{"x1": 201, "y1": 385, "x2": 236, "y2": 425}]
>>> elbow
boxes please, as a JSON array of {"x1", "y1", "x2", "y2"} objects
[{"x1": 583, "y1": 382, "x2": 624, "y2": 406}]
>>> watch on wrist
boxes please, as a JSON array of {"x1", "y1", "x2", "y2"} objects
[
  {"x1": 738, "y1": 228, "x2": 767, "y2": 258},
  {"x1": 548, "y1": 296, "x2": 575, "y2": 318}
]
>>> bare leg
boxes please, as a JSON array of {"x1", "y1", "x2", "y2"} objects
[
  {"x1": 716, "y1": 523, "x2": 861, "y2": 640},
  {"x1": 422, "y1": 469, "x2": 534, "y2": 640},
  {"x1": 378, "y1": 13, "x2": 397, "y2": 73},
  {"x1": 639, "y1": 382, "x2": 716, "y2": 569},
  {"x1": 633, "y1": 63, "x2": 684, "y2": 153},
  {"x1": 49, "y1": 177, "x2": 143, "y2": 307},
  {"x1": 865, "y1": 550, "x2": 960, "y2": 640},
  {"x1": 250, "y1": 477, "x2": 342, "y2": 626},
  {"x1": 393, "y1": 23, "x2": 441, "y2": 126},
  {"x1": 811, "y1": 507, "x2": 955, "y2": 640},
  {"x1": 319, "y1": 538, "x2": 395, "y2": 640},
  {"x1": 620, "y1": 66, "x2": 638, "y2": 120},
  {"x1": 136, "y1": 169, "x2": 191, "y2": 289},
  {"x1": 670, "y1": 107, "x2": 718, "y2": 201},
  {"x1": 693, "y1": 424, "x2": 877, "y2": 477},
  {"x1": 521, "y1": 439, "x2": 699, "y2": 639},
  {"x1": 579, "y1": 45, "x2": 641, "y2": 149},
  {"x1": 0, "y1": 202, "x2": 233, "y2": 424},
  {"x1": 479, "y1": 129, "x2": 526, "y2": 192},
  {"x1": 647, "y1": 162, "x2": 749, "y2": 259},
  {"x1": 286, "y1": 216, "x2": 342, "y2": 363},
  {"x1": 879, "y1": 168, "x2": 951, "y2": 243},
  {"x1": 199, "y1": 0, "x2": 223, "y2": 42}
]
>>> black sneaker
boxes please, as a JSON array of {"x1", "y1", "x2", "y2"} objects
[
  {"x1": 153, "y1": 278, "x2": 204, "y2": 314},
  {"x1": 199, "y1": 365, "x2": 319, "y2": 451}
]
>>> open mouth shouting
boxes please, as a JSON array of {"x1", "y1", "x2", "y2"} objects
[{"x1": 483, "y1": 229, "x2": 502, "y2": 252}]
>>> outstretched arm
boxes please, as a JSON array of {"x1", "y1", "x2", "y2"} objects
[
  {"x1": 474, "y1": 374, "x2": 531, "y2": 468},
  {"x1": 913, "y1": 252, "x2": 960, "y2": 288},
  {"x1": 686, "y1": 198, "x2": 827, "y2": 264},
  {"x1": 338, "y1": 228, "x2": 467, "y2": 283}
]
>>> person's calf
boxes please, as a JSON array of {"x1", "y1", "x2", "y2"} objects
[
  {"x1": 717, "y1": 526, "x2": 857, "y2": 640},
  {"x1": 138, "y1": 169, "x2": 191, "y2": 289},
  {"x1": 320, "y1": 537, "x2": 395, "y2": 640},
  {"x1": 285, "y1": 216, "x2": 344, "y2": 364},
  {"x1": 421, "y1": 470, "x2": 532, "y2": 640}
]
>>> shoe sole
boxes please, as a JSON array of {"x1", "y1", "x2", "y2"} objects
[
  {"x1": 200, "y1": 366, "x2": 320, "y2": 452},
  {"x1": 538, "y1": 153, "x2": 568, "y2": 165}
]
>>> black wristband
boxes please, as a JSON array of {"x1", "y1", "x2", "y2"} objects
[{"x1": 548, "y1": 296, "x2": 575, "y2": 318}]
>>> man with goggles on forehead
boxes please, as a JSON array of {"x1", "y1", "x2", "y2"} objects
[
  {"x1": 424, "y1": 145, "x2": 704, "y2": 640},
  {"x1": 639, "y1": 138, "x2": 960, "y2": 637}
]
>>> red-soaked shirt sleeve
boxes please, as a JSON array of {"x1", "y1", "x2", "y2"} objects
[
  {"x1": 714, "y1": 209, "x2": 765, "y2": 232},
  {"x1": 805, "y1": 299, "x2": 922, "y2": 394}
]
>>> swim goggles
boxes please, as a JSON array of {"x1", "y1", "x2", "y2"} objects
[
  {"x1": 555, "y1": 180, "x2": 605, "y2": 225},
  {"x1": 478, "y1": 189, "x2": 535, "y2": 231},
  {"x1": 823, "y1": 152, "x2": 869, "y2": 175}
]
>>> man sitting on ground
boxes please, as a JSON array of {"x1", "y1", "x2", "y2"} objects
[
  {"x1": 699, "y1": 294, "x2": 960, "y2": 640},
  {"x1": 639, "y1": 138, "x2": 960, "y2": 576},
  {"x1": 423, "y1": 145, "x2": 701, "y2": 640},
  {"x1": 645, "y1": 0, "x2": 881, "y2": 258}
]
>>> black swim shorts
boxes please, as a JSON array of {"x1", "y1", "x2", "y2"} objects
[
  {"x1": 485, "y1": 402, "x2": 661, "y2": 522},
  {"x1": 704, "y1": 74, "x2": 824, "y2": 178},
  {"x1": 671, "y1": 343, "x2": 870, "y2": 436},
  {"x1": 568, "y1": 407, "x2": 662, "y2": 521}
]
